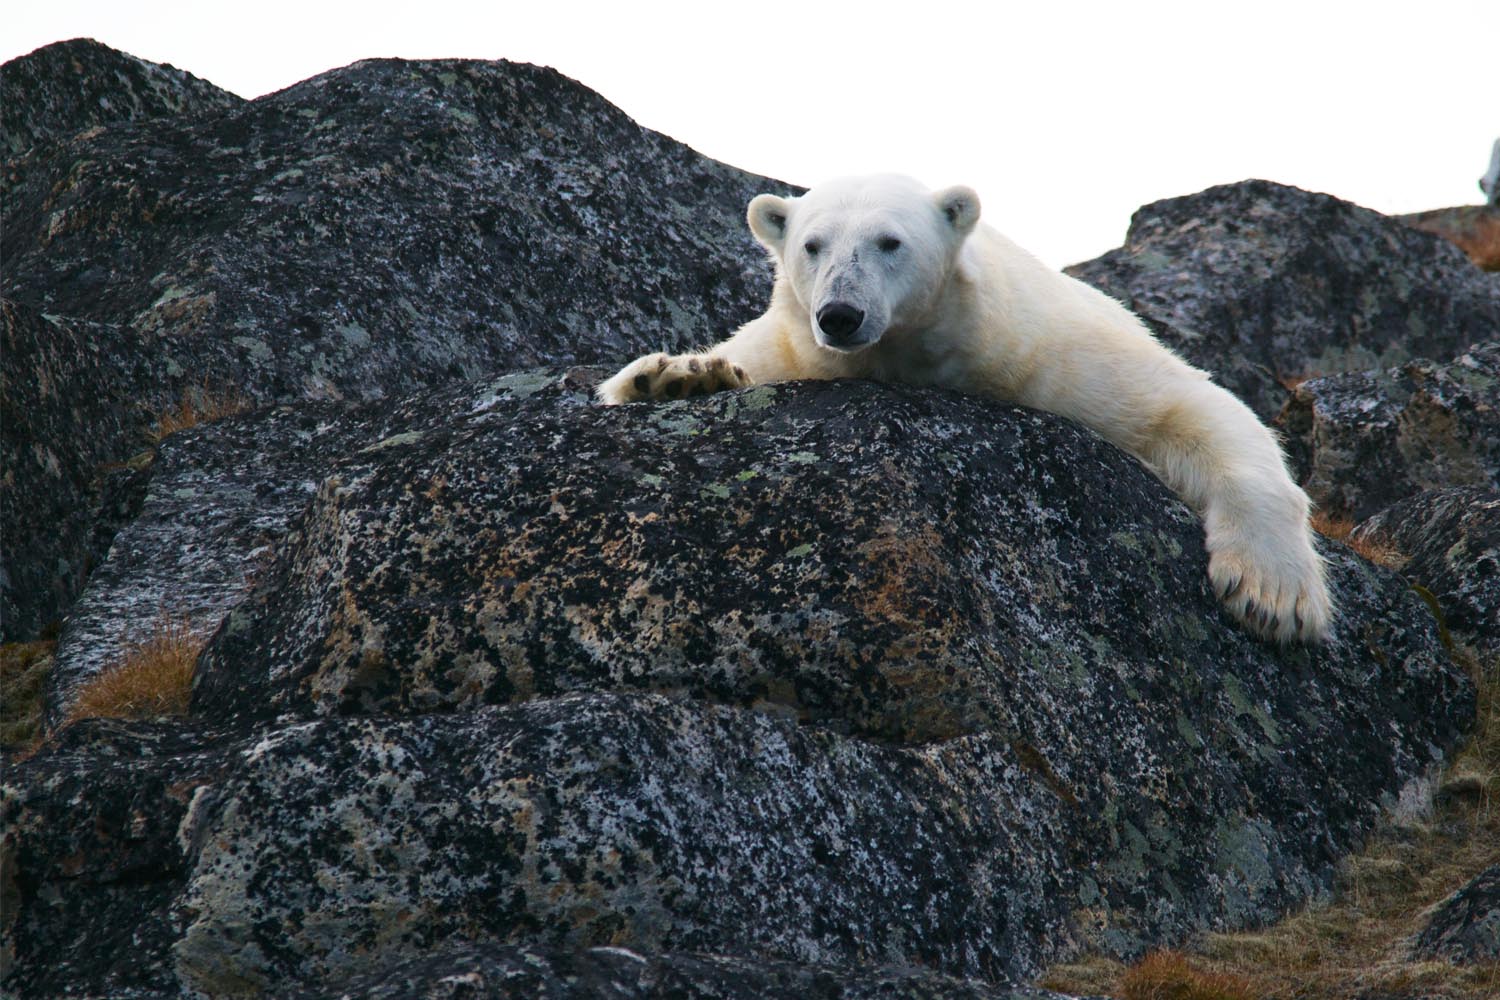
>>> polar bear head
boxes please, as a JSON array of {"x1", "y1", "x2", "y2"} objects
[{"x1": 746, "y1": 175, "x2": 980, "y2": 352}]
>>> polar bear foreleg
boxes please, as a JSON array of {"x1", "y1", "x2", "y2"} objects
[{"x1": 1127, "y1": 379, "x2": 1332, "y2": 643}]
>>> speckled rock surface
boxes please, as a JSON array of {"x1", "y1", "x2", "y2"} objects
[
  {"x1": 1352, "y1": 488, "x2": 1500, "y2": 655},
  {"x1": 317, "y1": 941, "x2": 1092, "y2": 999},
  {"x1": 2, "y1": 45, "x2": 788, "y2": 400},
  {"x1": 42, "y1": 399, "x2": 356, "y2": 719},
  {"x1": 1066, "y1": 180, "x2": 1500, "y2": 421},
  {"x1": 0, "y1": 298, "x2": 159, "y2": 640},
  {"x1": 4, "y1": 376, "x2": 1473, "y2": 996},
  {"x1": 1411, "y1": 865, "x2": 1500, "y2": 963},
  {"x1": 0, "y1": 37, "x2": 241, "y2": 156},
  {"x1": 1278, "y1": 342, "x2": 1500, "y2": 521},
  {"x1": 1, "y1": 39, "x2": 791, "y2": 642}
]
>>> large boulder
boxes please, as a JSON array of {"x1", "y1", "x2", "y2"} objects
[
  {"x1": 1411, "y1": 865, "x2": 1500, "y2": 964},
  {"x1": 1, "y1": 39, "x2": 793, "y2": 641},
  {"x1": 1277, "y1": 342, "x2": 1500, "y2": 521},
  {"x1": 1066, "y1": 180, "x2": 1500, "y2": 421},
  {"x1": 40, "y1": 398, "x2": 357, "y2": 715},
  {"x1": 0, "y1": 37, "x2": 241, "y2": 156},
  {"x1": 9, "y1": 373, "x2": 1468, "y2": 997}
]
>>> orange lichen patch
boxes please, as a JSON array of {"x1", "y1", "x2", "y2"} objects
[
  {"x1": 1117, "y1": 951, "x2": 1254, "y2": 1000},
  {"x1": 148, "y1": 385, "x2": 250, "y2": 443},
  {"x1": 66, "y1": 617, "x2": 204, "y2": 723}
]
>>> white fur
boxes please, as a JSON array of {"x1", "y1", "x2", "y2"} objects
[{"x1": 599, "y1": 175, "x2": 1333, "y2": 643}]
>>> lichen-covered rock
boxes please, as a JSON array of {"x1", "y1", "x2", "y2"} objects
[
  {"x1": 41, "y1": 368, "x2": 601, "y2": 721},
  {"x1": 90, "y1": 375, "x2": 1449, "y2": 990},
  {"x1": 1352, "y1": 488, "x2": 1500, "y2": 655},
  {"x1": 1278, "y1": 342, "x2": 1500, "y2": 521},
  {"x1": 1, "y1": 43, "x2": 792, "y2": 643},
  {"x1": 0, "y1": 719, "x2": 237, "y2": 994},
  {"x1": 0, "y1": 38, "x2": 241, "y2": 156},
  {"x1": 1065, "y1": 181, "x2": 1500, "y2": 421},
  {"x1": 318, "y1": 940, "x2": 1092, "y2": 999},
  {"x1": 42, "y1": 399, "x2": 356, "y2": 717},
  {"x1": 0, "y1": 299, "x2": 159, "y2": 640},
  {"x1": 1411, "y1": 865, "x2": 1500, "y2": 963},
  {"x1": 2, "y1": 48, "x2": 789, "y2": 403}
]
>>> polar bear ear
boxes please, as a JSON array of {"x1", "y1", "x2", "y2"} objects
[
  {"x1": 934, "y1": 186, "x2": 981, "y2": 237},
  {"x1": 747, "y1": 194, "x2": 793, "y2": 252}
]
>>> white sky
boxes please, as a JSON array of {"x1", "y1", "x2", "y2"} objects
[{"x1": 6, "y1": 1, "x2": 1497, "y2": 268}]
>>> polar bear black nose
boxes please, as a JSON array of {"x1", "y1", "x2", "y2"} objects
[{"x1": 816, "y1": 302, "x2": 865, "y2": 343}]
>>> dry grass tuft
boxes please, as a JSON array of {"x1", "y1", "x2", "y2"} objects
[
  {"x1": 66, "y1": 617, "x2": 204, "y2": 724},
  {"x1": 148, "y1": 384, "x2": 250, "y2": 443},
  {"x1": 1, "y1": 640, "x2": 56, "y2": 749},
  {"x1": 1040, "y1": 649, "x2": 1500, "y2": 1000},
  {"x1": 1117, "y1": 951, "x2": 1254, "y2": 1000}
]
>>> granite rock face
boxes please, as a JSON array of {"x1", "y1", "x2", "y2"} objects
[
  {"x1": 1278, "y1": 342, "x2": 1500, "y2": 521},
  {"x1": 1066, "y1": 180, "x2": 1500, "y2": 421},
  {"x1": 0, "y1": 299, "x2": 159, "y2": 640},
  {"x1": 41, "y1": 399, "x2": 357, "y2": 717},
  {"x1": 11, "y1": 371, "x2": 1471, "y2": 997},
  {"x1": 1411, "y1": 865, "x2": 1500, "y2": 963},
  {"x1": 1352, "y1": 488, "x2": 1500, "y2": 655},
  {"x1": 0, "y1": 37, "x2": 241, "y2": 156},
  {"x1": 1, "y1": 39, "x2": 792, "y2": 642}
]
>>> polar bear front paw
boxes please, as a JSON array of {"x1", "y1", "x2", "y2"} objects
[
  {"x1": 1207, "y1": 531, "x2": 1332, "y2": 644},
  {"x1": 596, "y1": 353, "x2": 753, "y2": 405}
]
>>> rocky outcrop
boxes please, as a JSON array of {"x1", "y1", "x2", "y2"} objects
[
  {"x1": 0, "y1": 37, "x2": 241, "y2": 156},
  {"x1": 1411, "y1": 865, "x2": 1500, "y2": 963},
  {"x1": 1, "y1": 40, "x2": 793, "y2": 642},
  {"x1": 1277, "y1": 342, "x2": 1500, "y2": 521},
  {"x1": 1066, "y1": 180, "x2": 1500, "y2": 421},
  {"x1": 1352, "y1": 488, "x2": 1500, "y2": 655},
  {"x1": 41, "y1": 398, "x2": 358, "y2": 715},
  {"x1": 6, "y1": 370, "x2": 1473, "y2": 997},
  {"x1": 0, "y1": 299, "x2": 159, "y2": 640},
  {"x1": 2, "y1": 39, "x2": 1491, "y2": 1000}
]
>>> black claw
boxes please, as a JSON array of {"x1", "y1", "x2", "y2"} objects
[{"x1": 1218, "y1": 575, "x2": 1243, "y2": 601}]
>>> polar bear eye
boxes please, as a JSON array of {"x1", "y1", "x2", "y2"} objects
[
  {"x1": 804, "y1": 241, "x2": 821, "y2": 257},
  {"x1": 878, "y1": 236, "x2": 902, "y2": 253}
]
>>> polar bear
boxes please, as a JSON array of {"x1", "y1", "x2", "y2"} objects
[{"x1": 598, "y1": 175, "x2": 1332, "y2": 643}]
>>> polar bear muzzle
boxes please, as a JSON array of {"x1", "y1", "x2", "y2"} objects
[{"x1": 815, "y1": 302, "x2": 867, "y2": 348}]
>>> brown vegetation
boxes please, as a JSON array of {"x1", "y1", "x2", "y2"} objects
[
  {"x1": 148, "y1": 384, "x2": 250, "y2": 443},
  {"x1": 1041, "y1": 648, "x2": 1500, "y2": 999},
  {"x1": 0, "y1": 640, "x2": 55, "y2": 749},
  {"x1": 1117, "y1": 951, "x2": 1253, "y2": 1000},
  {"x1": 66, "y1": 616, "x2": 203, "y2": 723}
]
